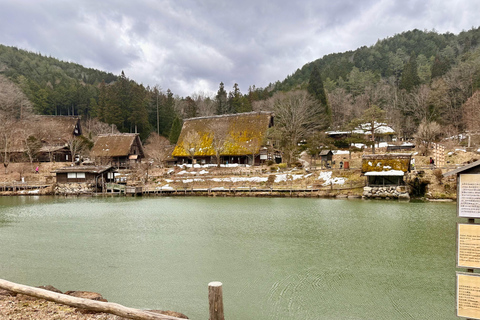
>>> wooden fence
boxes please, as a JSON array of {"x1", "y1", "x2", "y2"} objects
[{"x1": 0, "y1": 278, "x2": 225, "y2": 320}]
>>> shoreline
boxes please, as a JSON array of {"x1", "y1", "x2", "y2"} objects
[{"x1": 0, "y1": 187, "x2": 457, "y2": 202}]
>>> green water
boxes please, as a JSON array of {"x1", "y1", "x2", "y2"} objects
[{"x1": 0, "y1": 196, "x2": 458, "y2": 319}]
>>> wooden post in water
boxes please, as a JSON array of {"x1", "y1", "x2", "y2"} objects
[{"x1": 208, "y1": 281, "x2": 224, "y2": 320}]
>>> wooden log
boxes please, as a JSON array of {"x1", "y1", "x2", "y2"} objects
[
  {"x1": 208, "y1": 281, "x2": 224, "y2": 320},
  {"x1": 0, "y1": 279, "x2": 183, "y2": 320}
]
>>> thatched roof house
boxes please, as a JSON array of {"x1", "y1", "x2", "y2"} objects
[
  {"x1": 2, "y1": 116, "x2": 82, "y2": 163},
  {"x1": 172, "y1": 111, "x2": 275, "y2": 165},
  {"x1": 24, "y1": 116, "x2": 82, "y2": 145},
  {"x1": 91, "y1": 133, "x2": 144, "y2": 168}
]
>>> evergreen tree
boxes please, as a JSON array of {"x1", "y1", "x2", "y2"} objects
[
  {"x1": 184, "y1": 96, "x2": 197, "y2": 118},
  {"x1": 215, "y1": 82, "x2": 228, "y2": 115},
  {"x1": 431, "y1": 54, "x2": 450, "y2": 79},
  {"x1": 162, "y1": 89, "x2": 175, "y2": 136},
  {"x1": 400, "y1": 53, "x2": 420, "y2": 92},
  {"x1": 169, "y1": 116, "x2": 182, "y2": 144},
  {"x1": 307, "y1": 65, "x2": 331, "y2": 127},
  {"x1": 229, "y1": 83, "x2": 241, "y2": 113}
]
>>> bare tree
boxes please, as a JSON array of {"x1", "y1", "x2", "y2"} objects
[
  {"x1": 192, "y1": 92, "x2": 216, "y2": 117},
  {"x1": 414, "y1": 120, "x2": 442, "y2": 156},
  {"x1": 181, "y1": 130, "x2": 201, "y2": 164},
  {"x1": 20, "y1": 129, "x2": 41, "y2": 164},
  {"x1": 350, "y1": 105, "x2": 387, "y2": 154},
  {"x1": 462, "y1": 91, "x2": 480, "y2": 133},
  {"x1": 144, "y1": 132, "x2": 173, "y2": 168},
  {"x1": 269, "y1": 90, "x2": 320, "y2": 166},
  {"x1": 328, "y1": 88, "x2": 354, "y2": 128},
  {"x1": 0, "y1": 75, "x2": 33, "y2": 120},
  {"x1": 83, "y1": 118, "x2": 120, "y2": 137},
  {"x1": 208, "y1": 120, "x2": 230, "y2": 167},
  {"x1": 244, "y1": 136, "x2": 263, "y2": 166},
  {"x1": 67, "y1": 136, "x2": 85, "y2": 162}
]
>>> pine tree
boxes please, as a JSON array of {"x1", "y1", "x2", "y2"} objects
[
  {"x1": 169, "y1": 116, "x2": 182, "y2": 144},
  {"x1": 399, "y1": 53, "x2": 420, "y2": 92},
  {"x1": 215, "y1": 82, "x2": 228, "y2": 115},
  {"x1": 307, "y1": 65, "x2": 331, "y2": 127}
]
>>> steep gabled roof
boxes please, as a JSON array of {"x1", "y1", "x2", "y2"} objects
[
  {"x1": 6, "y1": 116, "x2": 81, "y2": 152},
  {"x1": 172, "y1": 111, "x2": 274, "y2": 157},
  {"x1": 91, "y1": 133, "x2": 144, "y2": 158}
]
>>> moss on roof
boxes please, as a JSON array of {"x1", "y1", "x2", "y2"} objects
[
  {"x1": 362, "y1": 153, "x2": 412, "y2": 173},
  {"x1": 172, "y1": 112, "x2": 273, "y2": 157}
]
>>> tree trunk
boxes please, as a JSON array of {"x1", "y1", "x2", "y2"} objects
[{"x1": 0, "y1": 279, "x2": 183, "y2": 320}]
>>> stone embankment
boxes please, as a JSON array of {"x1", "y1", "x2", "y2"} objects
[
  {"x1": 362, "y1": 186, "x2": 410, "y2": 200},
  {"x1": 54, "y1": 183, "x2": 94, "y2": 195}
]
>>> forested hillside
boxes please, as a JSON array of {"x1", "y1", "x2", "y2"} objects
[
  {"x1": 1, "y1": 27, "x2": 480, "y2": 146},
  {"x1": 270, "y1": 27, "x2": 480, "y2": 140}
]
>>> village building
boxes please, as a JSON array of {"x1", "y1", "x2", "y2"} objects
[
  {"x1": 319, "y1": 150, "x2": 333, "y2": 166},
  {"x1": 326, "y1": 123, "x2": 396, "y2": 149},
  {"x1": 362, "y1": 153, "x2": 412, "y2": 200},
  {"x1": 53, "y1": 165, "x2": 117, "y2": 194},
  {"x1": 172, "y1": 111, "x2": 278, "y2": 165},
  {"x1": 90, "y1": 133, "x2": 145, "y2": 168},
  {"x1": 53, "y1": 165, "x2": 116, "y2": 184},
  {"x1": 1, "y1": 115, "x2": 82, "y2": 163}
]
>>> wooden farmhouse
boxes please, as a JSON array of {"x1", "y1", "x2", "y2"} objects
[
  {"x1": 90, "y1": 133, "x2": 145, "y2": 168},
  {"x1": 1, "y1": 115, "x2": 82, "y2": 163},
  {"x1": 362, "y1": 153, "x2": 412, "y2": 186},
  {"x1": 172, "y1": 111, "x2": 277, "y2": 165},
  {"x1": 53, "y1": 165, "x2": 116, "y2": 185}
]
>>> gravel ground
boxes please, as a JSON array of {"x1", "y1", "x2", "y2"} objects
[
  {"x1": 0, "y1": 289, "x2": 188, "y2": 320},
  {"x1": 0, "y1": 290, "x2": 125, "y2": 319}
]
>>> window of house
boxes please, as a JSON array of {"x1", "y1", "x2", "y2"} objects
[{"x1": 67, "y1": 172, "x2": 86, "y2": 179}]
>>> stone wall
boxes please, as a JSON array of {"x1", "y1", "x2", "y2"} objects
[
  {"x1": 54, "y1": 183, "x2": 94, "y2": 195},
  {"x1": 363, "y1": 185, "x2": 410, "y2": 200}
]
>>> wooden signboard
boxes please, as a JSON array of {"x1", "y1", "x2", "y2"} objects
[
  {"x1": 458, "y1": 224, "x2": 480, "y2": 269},
  {"x1": 458, "y1": 174, "x2": 480, "y2": 218},
  {"x1": 457, "y1": 272, "x2": 480, "y2": 319}
]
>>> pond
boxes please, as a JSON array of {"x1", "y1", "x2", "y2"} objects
[{"x1": 0, "y1": 196, "x2": 458, "y2": 319}]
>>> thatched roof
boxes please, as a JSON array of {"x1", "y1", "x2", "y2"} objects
[
  {"x1": 18, "y1": 116, "x2": 81, "y2": 144},
  {"x1": 362, "y1": 153, "x2": 412, "y2": 173},
  {"x1": 6, "y1": 116, "x2": 81, "y2": 152},
  {"x1": 91, "y1": 134, "x2": 144, "y2": 158},
  {"x1": 172, "y1": 111, "x2": 274, "y2": 157}
]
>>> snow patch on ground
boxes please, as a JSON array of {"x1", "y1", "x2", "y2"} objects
[
  {"x1": 156, "y1": 184, "x2": 174, "y2": 190},
  {"x1": 318, "y1": 171, "x2": 345, "y2": 185}
]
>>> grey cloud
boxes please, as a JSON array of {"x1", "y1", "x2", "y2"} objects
[{"x1": 0, "y1": 0, "x2": 479, "y2": 97}]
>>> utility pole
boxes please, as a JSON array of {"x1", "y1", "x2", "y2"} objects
[{"x1": 157, "y1": 91, "x2": 160, "y2": 136}]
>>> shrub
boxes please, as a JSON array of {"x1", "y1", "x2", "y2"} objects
[{"x1": 433, "y1": 168, "x2": 443, "y2": 184}]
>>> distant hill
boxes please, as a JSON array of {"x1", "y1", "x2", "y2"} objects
[
  {"x1": 273, "y1": 27, "x2": 480, "y2": 92},
  {"x1": 2, "y1": 27, "x2": 480, "y2": 143},
  {"x1": 0, "y1": 44, "x2": 118, "y2": 117}
]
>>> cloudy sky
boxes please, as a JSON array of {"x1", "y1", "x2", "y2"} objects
[{"x1": 0, "y1": 0, "x2": 479, "y2": 97}]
